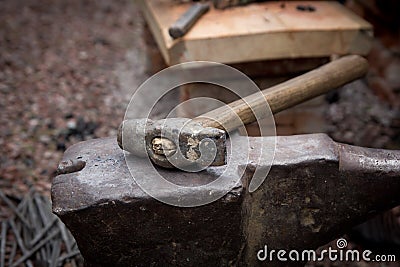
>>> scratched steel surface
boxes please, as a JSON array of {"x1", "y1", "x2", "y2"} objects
[{"x1": 51, "y1": 134, "x2": 400, "y2": 266}]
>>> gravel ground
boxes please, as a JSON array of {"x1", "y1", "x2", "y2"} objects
[
  {"x1": 0, "y1": 0, "x2": 399, "y2": 266},
  {"x1": 0, "y1": 0, "x2": 153, "y2": 197}
]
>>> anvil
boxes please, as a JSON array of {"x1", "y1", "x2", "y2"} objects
[{"x1": 51, "y1": 134, "x2": 400, "y2": 266}]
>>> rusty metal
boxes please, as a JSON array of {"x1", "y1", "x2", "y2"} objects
[
  {"x1": 56, "y1": 159, "x2": 86, "y2": 175},
  {"x1": 168, "y1": 2, "x2": 210, "y2": 39},
  {"x1": 118, "y1": 118, "x2": 226, "y2": 169},
  {"x1": 52, "y1": 134, "x2": 400, "y2": 266}
]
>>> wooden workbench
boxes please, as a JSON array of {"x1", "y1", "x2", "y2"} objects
[{"x1": 138, "y1": 0, "x2": 373, "y2": 65}]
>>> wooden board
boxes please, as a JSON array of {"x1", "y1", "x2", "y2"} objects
[{"x1": 138, "y1": 0, "x2": 373, "y2": 65}]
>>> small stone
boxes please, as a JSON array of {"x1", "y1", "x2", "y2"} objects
[
  {"x1": 24, "y1": 66, "x2": 34, "y2": 75},
  {"x1": 67, "y1": 119, "x2": 77, "y2": 130},
  {"x1": 79, "y1": 51, "x2": 88, "y2": 60},
  {"x1": 29, "y1": 118, "x2": 40, "y2": 128},
  {"x1": 44, "y1": 151, "x2": 53, "y2": 159},
  {"x1": 39, "y1": 135, "x2": 51, "y2": 143}
]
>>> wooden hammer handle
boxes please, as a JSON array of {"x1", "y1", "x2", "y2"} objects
[{"x1": 195, "y1": 55, "x2": 369, "y2": 132}]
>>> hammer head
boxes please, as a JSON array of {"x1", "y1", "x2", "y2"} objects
[{"x1": 117, "y1": 118, "x2": 226, "y2": 169}]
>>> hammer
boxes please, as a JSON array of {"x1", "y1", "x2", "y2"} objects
[{"x1": 118, "y1": 55, "x2": 368, "y2": 169}]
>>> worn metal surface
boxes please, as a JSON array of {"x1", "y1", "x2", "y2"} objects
[
  {"x1": 168, "y1": 2, "x2": 210, "y2": 39},
  {"x1": 52, "y1": 134, "x2": 400, "y2": 266},
  {"x1": 56, "y1": 159, "x2": 86, "y2": 175},
  {"x1": 53, "y1": 136, "x2": 242, "y2": 266},
  {"x1": 118, "y1": 118, "x2": 226, "y2": 169}
]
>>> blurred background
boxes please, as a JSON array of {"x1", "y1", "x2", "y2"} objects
[{"x1": 0, "y1": 0, "x2": 399, "y2": 266}]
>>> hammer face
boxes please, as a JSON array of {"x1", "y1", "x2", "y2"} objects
[
  {"x1": 119, "y1": 118, "x2": 226, "y2": 169},
  {"x1": 146, "y1": 118, "x2": 226, "y2": 169}
]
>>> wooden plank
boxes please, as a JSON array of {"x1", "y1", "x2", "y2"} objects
[{"x1": 138, "y1": 0, "x2": 373, "y2": 65}]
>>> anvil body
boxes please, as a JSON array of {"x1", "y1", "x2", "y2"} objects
[{"x1": 52, "y1": 134, "x2": 400, "y2": 266}]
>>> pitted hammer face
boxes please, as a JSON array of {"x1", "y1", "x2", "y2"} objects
[{"x1": 117, "y1": 118, "x2": 226, "y2": 169}]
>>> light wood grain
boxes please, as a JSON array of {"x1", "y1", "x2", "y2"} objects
[
  {"x1": 138, "y1": 0, "x2": 373, "y2": 64},
  {"x1": 195, "y1": 55, "x2": 368, "y2": 132}
]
